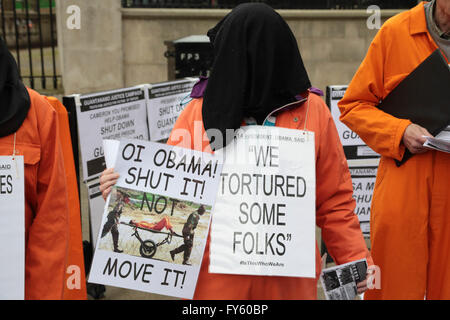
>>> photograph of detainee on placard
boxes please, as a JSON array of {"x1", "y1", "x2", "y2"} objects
[{"x1": 98, "y1": 186, "x2": 211, "y2": 266}]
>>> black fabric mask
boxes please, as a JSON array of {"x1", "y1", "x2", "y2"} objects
[
  {"x1": 0, "y1": 37, "x2": 30, "y2": 138},
  {"x1": 202, "y1": 3, "x2": 311, "y2": 149}
]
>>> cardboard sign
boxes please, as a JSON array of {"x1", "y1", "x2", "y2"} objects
[
  {"x1": 147, "y1": 78, "x2": 197, "y2": 142},
  {"x1": 209, "y1": 126, "x2": 316, "y2": 278},
  {"x1": 89, "y1": 139, "x2": 222, "y2": 299},
  {"x1": 0, "y1": 156, "x2": 25, "y2": 300},
  {"x1": 71, "y1": 85, "x2": 150, "y2": 182}
]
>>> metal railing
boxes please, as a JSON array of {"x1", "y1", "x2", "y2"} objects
[
  {"x1": 122, "y1": 0, "x2": 419, "y2": 9},
  {"x1": 0, "y1": 0, "x2": 61, "y2": 91}
]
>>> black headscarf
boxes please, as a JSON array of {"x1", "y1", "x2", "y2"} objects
[
  {"x1": 0, "y1": 37, "x2": 30, "y2": 137},
  {"x1": 202, "y1": 3, "x2": 311, "y2": 148}
]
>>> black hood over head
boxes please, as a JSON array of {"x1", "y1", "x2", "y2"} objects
[
  {"x1": 202, "y1": 3, "x2": 311, "y2": 149},
  {"x1": 0, "y1": 37, "x2": 30, "y2": 137}
]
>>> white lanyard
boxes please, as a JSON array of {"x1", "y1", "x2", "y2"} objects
[{"x1": 12, "y1": 133, "x2": 20, "y2": 178}]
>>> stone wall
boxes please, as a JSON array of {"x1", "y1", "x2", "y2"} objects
[
  {"x1": 56, "y1": 0, "x2": 124, "y2": 94},
  {"x1": 56, "y1": 2, "x2": 404, "y2": 95},
  {"x1": 121, "y1": 8, "x2": 401, "y2": 94}
]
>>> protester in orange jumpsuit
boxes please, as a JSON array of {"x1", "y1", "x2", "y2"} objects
[
  {"x1": 45, "y1": 97, "x2": 87, "y2": 300},
  {"x1": 338, "y1": 1, "x2": 450, "y2": 299},
  {"x1": 101, "y1": 3, "x2": 371, "y2": 299},
  {"x1": 0, "y1": 38, "x2": 70, "y2": 299}
]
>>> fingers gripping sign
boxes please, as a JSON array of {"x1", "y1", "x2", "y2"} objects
[{"x1": 100, "y1": 168, "x2": 120, "y2": 201}]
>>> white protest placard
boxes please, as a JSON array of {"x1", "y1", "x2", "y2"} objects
[
  {"x1": 84, "y1": 140, "x2": 121, "y2": 248},
  {"x1": 86, "y1": 180, "x2": 104, "y2": 248},
  {"x1": 0, "y1": 156, "x2": 25, "y2": 300},
  {"x1": 103, "y1": 139, "x2": 120, "y2": 169},
  {"x1": 89, "y1": 139, "x2": 222, "y2": 299},
  {"x1": 147, "y1": 78, "x2": 197, "y2": 142},
  {"x1": 209, "y1": 126, "x2": 316, "y2": 278},
  {"x1": 72, "y1": 85, "x2": 150, "y2": 182},
  {"x1": 348, "y1": 161, "x2": 379, "y2": 237}
]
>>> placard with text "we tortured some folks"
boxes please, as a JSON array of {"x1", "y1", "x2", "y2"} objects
[{"x1": 210, "y1": 126, "x2": 316, "y2": 278}]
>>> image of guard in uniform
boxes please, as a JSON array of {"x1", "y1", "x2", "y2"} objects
[
  {"x1": 100, "y1": 190, "x2": 131, "y2": 253},
  {"x1": 170, "y1": 205, "x2": 206, "y2": 265}
]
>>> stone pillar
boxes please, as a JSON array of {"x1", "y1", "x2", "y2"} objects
[{"x1": 56, "y1": 0, "x2": 124, "y2": 95}]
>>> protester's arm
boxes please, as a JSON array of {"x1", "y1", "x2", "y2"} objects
[
  {"x1": 25, "y1": 92, "x2": 69, "y2": 300},
  {"x1": 338, "y1": 26, "x2": 411, "y2": 160},
  {"x1": 315, "y1": 105, "x2": 372, "y2": 266}
]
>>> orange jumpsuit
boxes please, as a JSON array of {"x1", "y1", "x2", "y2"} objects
[
  {"x1": 0, "y1": 89, "x2": 70, "y2": 299},
  {"x1": 338, "y1": 2, "x2": 450, "y2": 299},
  {"x1": 45, "y1": 97, "x2": 87, "y2": 300},
  {"x1": 167, "y1": 92, "x2": 371, "y2": 299}
]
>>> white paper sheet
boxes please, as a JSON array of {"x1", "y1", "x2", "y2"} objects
[{"x1": 0, "y1": 156, "x2": 25, "y2": 300}]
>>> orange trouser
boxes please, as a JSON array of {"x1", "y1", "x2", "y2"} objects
[
  {"x1": 365, "y1": 150, "x2": 450, "y2": 300},
  {"x1": 192, "y1": 238, "x2": 319, "y2": 300},
  {"x1": 194, "y1": 271, "x2": 317, "y2": 300},
  {"x1": 46, "y1": 97, "x2": 87, "y2": 300}
]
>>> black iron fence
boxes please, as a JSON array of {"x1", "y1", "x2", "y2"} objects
[
  {"x1": 0, "y1": 0, "x2": 60, "y2": 91},
  {"x1": 122, "y1": 0, "x2": 419, "y2": 9}
]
